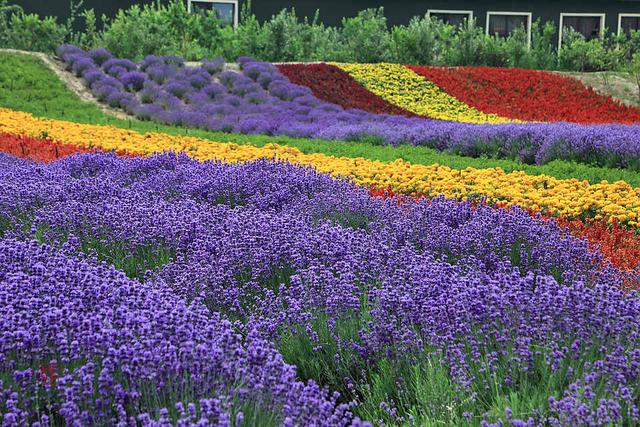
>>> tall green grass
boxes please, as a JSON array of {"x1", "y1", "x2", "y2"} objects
[{"x1": 1, "y1": 52, "x2": 640, "y2": 187}]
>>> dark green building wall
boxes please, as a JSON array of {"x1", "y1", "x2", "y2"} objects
[{"x1": 18, "y1": 0, "x2": 640, "y2": 33}]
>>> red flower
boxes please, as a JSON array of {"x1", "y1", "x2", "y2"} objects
[
  {"x1": 407, "y1": 65, "x2": 640, "y2": 124},
  {"x1": 37, "y1": 362, "x2": 58, "y2": 387},
  {"x1": 277, "y1": 63, "x2": 416, "y2": 116},
  {"x1": 0, "y1": 132, "x2": 132, "y2": 162}
]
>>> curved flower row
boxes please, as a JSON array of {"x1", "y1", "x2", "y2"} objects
[
  {"x1": 369, "y1": 187, "x2": 640, "y2": 273},
  {"x1": 408, "y1": 65, "x2": 640, "y2": 124},
  {"x1": 333, "y1": 63, "x2": 515, "y2": 124},
  {"x1": 4, "y1": 132, "x2": 639, "y2": 273},
  {"x1": 0, "y1": 238, "x2": 361, "y2": 425},
  {"x1": 3, "y1": 153, "x2": 638, "y2": 425},
  {"x1": 277, "y1": 63, "x2": 415, "y2": 116},
  {"x1": 1, "y1": 108, "x2": 639, "y2": 225},
  {"x1": 53, "y1": 47, "x2": 640, "y2": 170}
]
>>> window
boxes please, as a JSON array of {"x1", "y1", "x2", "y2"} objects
[
  {"x1": 486, "y1": 12, "x2": 532, "y2": 46},
  {"x1": 559, "y1": 13, "x2": 605, "y2": 48},
  {"x1": 619, "y1": 14, "x2": 640, "y2": 36},
  {"x1": 427, "y1": 10, "x2": 473, "y2": 27},
  {"x1": 188, "y1": 0, "x2": 238, "y2": 28}
]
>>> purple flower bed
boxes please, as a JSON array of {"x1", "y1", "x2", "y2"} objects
[
  {"x1": 0, "y1": 151, "x2": 638, "y2": 425},
  {"x1": 56, "y1": 44, "x2": 640, "y2": 171}
]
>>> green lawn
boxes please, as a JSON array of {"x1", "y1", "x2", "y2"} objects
[{"x1": 2, "y1": 51, "x2": 640, "y2": 187}]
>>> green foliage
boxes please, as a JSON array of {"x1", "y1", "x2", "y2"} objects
[
  {"x1": 3, "y1": 0, "x2": 640, "y2": 72},
  {"x1": 626, "y1": 52, "x2": 640, "y2": 103},
  {"x1": 1, "y1": 51, "x2": 640, "y2": 188},
  {"x1": 1, "y1": 8, "x2": 66, "y2": 52},
  {"x1": 260, "y1": 9, "x2": 296, "y2": 61},
  {"x1": 387, "y1": 15, "x2": 451, "y2": 65},
  {"x1": 559, "y1": 28, "x2": 625, "y2": 72},
  {"x1": 444, "y1": 18, "x2": 485, "y2": 65},
  {"x1": 339, "y1": 8, "x2": 389, "y2": 63},
  {"x1": 529, "y1": 20, "x2": 557, "y2": 69},
  {"x1": 503, "y1": 26, "x2": 531, "y2": 68},
  {"x1": 99, "y1": 3, "x2": 178, "y2": 61}
]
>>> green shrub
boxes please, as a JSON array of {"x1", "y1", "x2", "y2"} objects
[
  {"x1": 339, "y1": 8, "x2": 389, "y2": 63},
  {"x1": 1, "y1": 9, "x2": 66, "y2": 52},
  {"x1": 529, "y1": 20, "x2": 557, "y2": 69},
  {"x1": 558, "y1": 28, "x2": 623, "y2": 72},
  {"x1": 504, "y1": 26, "x2": 532, "y2": 68},
  {"x1": 100, "y1": 4, "x2": 176, "y2": 60},
  {"x1": 442, "y1": 18, "x2": 486, "y2": 65},
  {"x1": 387, "y1": 15, "x2": 451, "y2": 65},
  {"x1": 261, "y1": 8, "x2": 304, "y2": 61}
]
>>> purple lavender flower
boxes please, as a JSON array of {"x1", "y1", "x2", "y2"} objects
[
  {"x1": 202, "y1": 57, "x2": 225, "y2": 75},
  {"x1": 71, "y1": 57, "x2": 95, "y2": 77},
  {"x1": 120, "y1": 71, "x2": 147, "y2": 92},
  {"x1": 88, "y1": 47, "x2": 112, "y2": 66}
]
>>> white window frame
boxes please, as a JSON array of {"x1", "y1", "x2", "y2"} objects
[
  {"x1": 558, "y1": 13, "x2": 605, "y2": 49},
  {"x1": 187, "y1": 0, "x2": 239, "y2": 29},
  {"x1": 618, "y1": 13, "x2": 640, "y2": 36},
  {"x1": 486, "y1": 11, "x2": 533, "y2": 48},
  {"x1": 427, "y1": 9, "x2": 474, "y2": 26}
]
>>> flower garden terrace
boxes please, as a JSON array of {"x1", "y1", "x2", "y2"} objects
[
  {"x1": 0, "y1": 47, "x2": 640, "y2": 426},
  {"x1": 56, "y1": 45, "x2": 640, "y2": 172}
]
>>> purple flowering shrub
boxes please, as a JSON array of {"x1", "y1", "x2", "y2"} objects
[
  {"x1": 57, "y1": 45, "x2": 640, "y2": 171},
  {"x1": 0, "y1": 239, "x2": 361, "y2": 426},
  {"x1": 0, "y1": 152, "x2": 638, "y2": 425}
]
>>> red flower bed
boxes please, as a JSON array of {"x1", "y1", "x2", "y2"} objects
[
  {"x1": 407, "y1": 65, "x2": 640, "y2": 124},
  {"x1": 277, "y1": 63, "x2": 416, "y2": 117},
  {"x1": 0, "y1": 132, "x2": 94, "y2": 162},
  {"x1": 556, "y1": 218, "x2": 640, "y2": 273}
]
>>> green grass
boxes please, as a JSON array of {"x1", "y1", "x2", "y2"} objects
[{"x1": 1, "y1": 51, "x2": 640, "y2": 187}]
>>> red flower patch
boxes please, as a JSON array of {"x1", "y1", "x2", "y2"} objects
[
  {"x1": 277, "y1": 63, "x2": 416, "y2": 117},
  {"x1": 0, "y1": 132, "x2": 121, "y2": 162},
  {"x1": 37, "y1": 362, "x2": 58, "y2": 388},
  {"x1": 408, "y1": 65, "x2": 640, "y2": 124}
]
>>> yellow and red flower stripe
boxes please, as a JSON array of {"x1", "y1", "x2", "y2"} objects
[
  {"x1": 332, "y1": 63, "x2": 516, "y2": 124},
  {"x1": 286, "y1": 63, "x2": 640, "y2": 124},
  {"x1": 1, "y1": 107, "x2": 639, "y2": 226}
]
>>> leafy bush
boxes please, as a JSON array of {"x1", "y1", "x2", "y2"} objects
[
  {"x1": 339, "y1": 8, "x2": 389, "y2": 63},
  {"x1": 558, "y1": 28, "x2": 623, "y2": 72},
  {"x1": 529, "y1": 20, "x2": 557, "y2": 69},
  {"x1": 1, "y1": 10, "x2": 66, "y2": 52},
  {"x1": 387, "y1": 15, "x2": 451, "y2": 65},
  {"x1": 443, "y1": 18, "x2": 485, "y2": 65}
]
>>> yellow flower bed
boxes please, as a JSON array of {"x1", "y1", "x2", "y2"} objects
[
  {"x1": 1, "y1": 108, "x2": 638, "y2": 225},
  {"x1": 334, "y1": 63, "x2": 515, "y2": 124}
]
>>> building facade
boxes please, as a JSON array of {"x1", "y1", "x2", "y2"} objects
[{"x1": 19, "y1": 0, "x2": 640, "y2": 46}]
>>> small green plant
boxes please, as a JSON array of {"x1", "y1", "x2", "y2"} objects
[{"x1": 627, "y1": 52, "x2": 640, "y2": 104}]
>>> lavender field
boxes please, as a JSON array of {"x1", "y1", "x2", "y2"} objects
[{"x1": 1, "y1": 152, "x2": 638, "y2": 425}]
